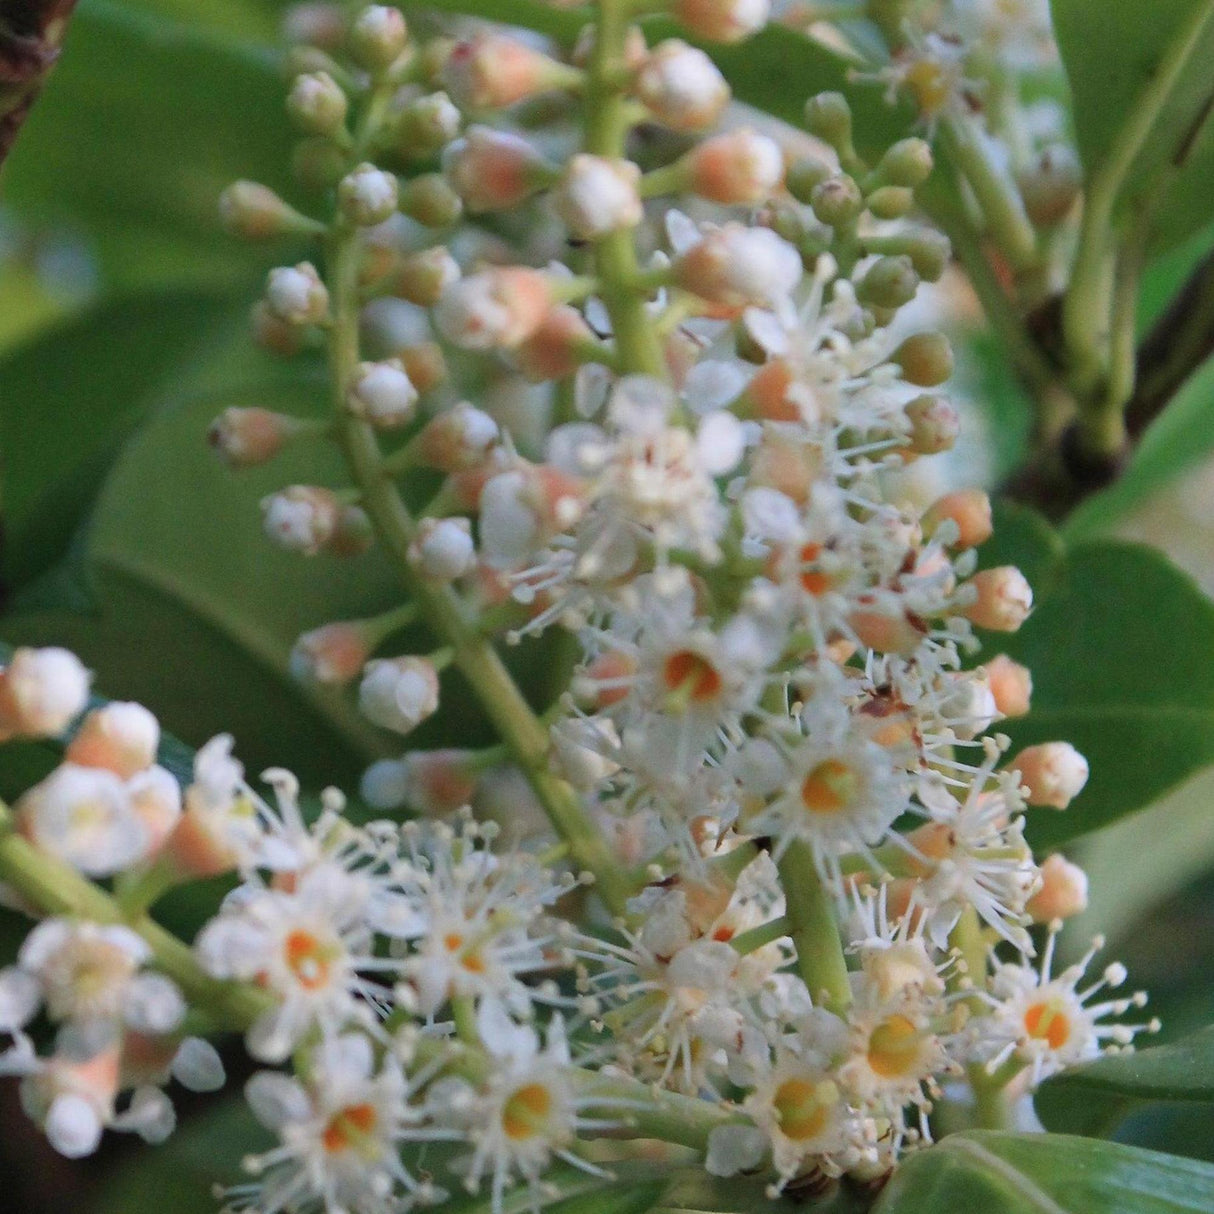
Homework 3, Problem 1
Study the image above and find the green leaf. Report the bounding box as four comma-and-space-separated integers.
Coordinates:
874, 1131, 1214, 1212
1037, 1025, 1214, 1138
1051, 0, 1214, 252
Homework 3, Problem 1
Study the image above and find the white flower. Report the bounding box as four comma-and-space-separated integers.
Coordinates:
553, 155, 643, 240
409, 517, 476, 581
0, 647, 90, 741
348, 358, 418, 428
358, 657, 441, 735
338, 162, 400, 226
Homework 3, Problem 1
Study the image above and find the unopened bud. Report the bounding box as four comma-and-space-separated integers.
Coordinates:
393, 90, 461, 156
866, 186, 914, 220
348, 358, 418, 428
857, 255, 919, 309
515, 305, 595, 381
893, 332, 953, 386
442, 33, 574, 111
286, 71, 348, 137
1017, 144, 1081, 228
395, 247, 460, 306
408, 517, 475, 581
435, 267, 552, 349
66, 703, 159, 778
982, 654, 1032, 717
292, 136, 349, 191
251, 301, 307, 356
674, 224, 802, 309
266, 262, 329, 325
396, 342, 447, 392
553, 155, 643, 240
804, 91, 852, 152
219, 182, 313, 240
687, 128, 784, 204
282, 3, 346, 50
361, 749, 477, 813
1027, 853, 1089, 922
399, 173, 462, 227
877, 137, 933, 187
901, 230, 951, 282
338, 163, 399, 226
811, 175, 863, 227
358, 657, 440, 735
348, 5, 407, 71
905, 393, 959, 454
922, 489, 991, 548
329, 505, 374, 557
0, 648, 91, 742
442, 125, 551, 213
674, 0, 769, 42
848, 609, 925, 655
208, 407, 298, 468
963, 566, 1033, 631
260, 485, 341, 555
1011, 742, 1089, 809
128, 765, 182, 855
290, 622, 372, 684
634, 40, 730, 131
414, 401, 499, 470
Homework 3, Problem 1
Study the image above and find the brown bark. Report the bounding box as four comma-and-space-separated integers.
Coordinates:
0, 0, 78, 169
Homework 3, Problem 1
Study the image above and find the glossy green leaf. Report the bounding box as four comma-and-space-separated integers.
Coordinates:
873, 1130, 1214, 1213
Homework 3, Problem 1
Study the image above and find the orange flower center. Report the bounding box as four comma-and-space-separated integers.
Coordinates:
772, 1077, 836, 1141
284, 929, 334, 991
501, 1082, 554, 1140
867, 1014, 923, 1078
662, 650, 723, 705
801, 759, 859, 815
322, 1103, 378, 1155
1023, 1000, 1071, 1050
798, 543, 833, 595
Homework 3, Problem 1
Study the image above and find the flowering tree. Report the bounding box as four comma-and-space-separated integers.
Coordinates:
3, 0, 1214, 1211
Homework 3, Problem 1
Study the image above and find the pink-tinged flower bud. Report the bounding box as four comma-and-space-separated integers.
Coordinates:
982, 654, 1033, 717
21, 1047, 121, 1158
251, 300, 307, 357
904, 393, 959, 455
348, 4, 407, 70
479, 465, 587, 568
66, 703, 159, 779
358, 656, 440, 735
413, 401, 499, 470
282, 2, 346, 49
674, 224, 802, 309
328, 505, 374, 557
361, 748, 479, 812
337, 162, 399, 226
686, 128, 784, 204
408, 517, 476, 581
442, 126, 551, 213
553, 154, 643, 240
260, 485, 341, 555
286, 70, 348, 137
0, 647, 90, 742
218, 182, 310, 240
1027, 853, 1089, 922
515, 305, 595, 381
744, 359, 799, 422
265, 262, 329, 325
674, 0, 770, 42
634, 40, 730, 131
290, 622, 372, 684
348, 358, 418, 428
396, 342, 447, 393
442, 33, 574, 110
963, 565, 1033, 631
434, 267, 552, 349
922, 489, 992, 549
395, 247, 460, 306
208, 407, 297, 468
127, 765, 182, 855
848, 608, 926, 655
1011, 742, 1089, 809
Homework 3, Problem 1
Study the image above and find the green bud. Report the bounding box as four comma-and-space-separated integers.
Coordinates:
287, 70, 349, 137
219, 181, 304, 240
400, 174, 463, 227
785, 155, 834, 204
292, 137, 350, 190
856, 255, 919, 309
902, 230, 951, 282
810, 175, 863, 227
348, 5, 408, 72
866, 186, 914, 220
393, 91, 461, 157
1016, 144, 1081, 227
877, 138, 933, 188
804, 92, 853, 152
893, 332, 954, 387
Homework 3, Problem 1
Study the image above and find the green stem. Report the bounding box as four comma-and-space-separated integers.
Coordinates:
777, 841, 851, 1014
730, 915, 790, 956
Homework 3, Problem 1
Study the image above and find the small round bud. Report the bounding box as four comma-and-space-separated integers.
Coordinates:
810, 175, 863, 227
1012, 742, 1089, 809
857, 254, 919, 309
922, 489, 991, 548
963, 566, 1033, 631
674, 224, 802, 309
785, 155, 833, 204
0, 648, 91, 742
396, 342, 447, 393
865, 186, 914, 220
291, 137, 349, 191
515, 305, 595, 382
395, 247, 460, 306
286, 71, 348, 137
328, 505, 374, 557
442, 125, 550, 213
686, 128, 784, 204
282, 3, 346, 50
290, 622, 372, 684
634, 40, 730, 131
399, 173, 462, 227
435, 267, 552, 349
208, 407, 296, 468
442, 33, 569, 110
553, 154, 643, 240
361, 749, 477, 813
1017, 144, 1081, 228
66, 703, 159, 779
218, 182, 299, 240
260, 485, 341, 555
847, 609, 924, 655
893, 332, 954, 386
674, 0, 769, 42
392, 90, 461, 156
408, 517, 475, 581
348, 358, 418, 428
804, 91, 852, 150
901, 230, 951, 282
251, 301, 307, 357
414, 401, 499, 470
358, 656, 440, 735
338, 162, 399, 226
266, 262, 329, 325
1027, 854, 1089, 922
348, 5, 407, 71
877, 137, 933, 187
982, 654, 1032, 717
905, 393, 959, 454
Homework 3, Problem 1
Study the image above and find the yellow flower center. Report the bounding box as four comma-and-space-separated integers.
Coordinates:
772, 1076, 837, 1142
867, 1014, 924, 1078
905, 59, 952, 116
801, 759, 859, 815
1023, 999, 1071, 1050
501, 1082, 554, 1141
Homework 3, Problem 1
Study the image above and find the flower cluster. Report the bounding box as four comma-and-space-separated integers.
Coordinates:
0, 1, 1156, 1212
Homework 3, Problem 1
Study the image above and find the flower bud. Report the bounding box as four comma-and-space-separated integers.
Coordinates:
553, 154, 643, 240
893, 331, 953, 386
286, 70, 348, 136
901, 230, 951, 282
290, 622, 372, 684
348, 358, 418, 428
282, 2, 346, 50
208, 407, 297, 468
66, 703, 159, 779
414, 401, 499, 470
982, 654, 1032, 717
250, 301, 307, 357
785, 154, 833, 204
674, 224, 802, 309
857, 254, 919, 309
515, 305, 595, 382
1011, 742, 1089, 809
848, 609, 925, 655
361, 749, 478, 813
922, 489, 991, 548
962, 565, 1033, 631
865, 186, 914, 220
396, 341, 447, 392
265, 262, 329, 325
0, 648, 90, 741
876, 137, 933, 187
435, 267, 552, 349
291, 136, 349, 191
328, 505, 374, 557
686, 128, 784, 204
127, 765, 182, 855
442, 33, 573, 110
348, 4, 407, 71
393, 90, 461, 156
479, 465, 586, 568
338, 163, 399, 226
810, 175, 863, 227
219, 182, 311, 240
674, 0, 770, 42
260, 485, 341, 555
1017, 145, 1081, 228
634, 40, 730, 131
904, 393, 959, 454
358, 657, 440, 735
804, 91, 852, 152
442, 126, 551, 213
1027, 854, 1089, 922
395, 247, 460, 306
399, 173, 462, 227
408, 517, 476, 581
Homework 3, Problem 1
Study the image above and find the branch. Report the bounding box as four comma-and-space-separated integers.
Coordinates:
0, 0, 78, 169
